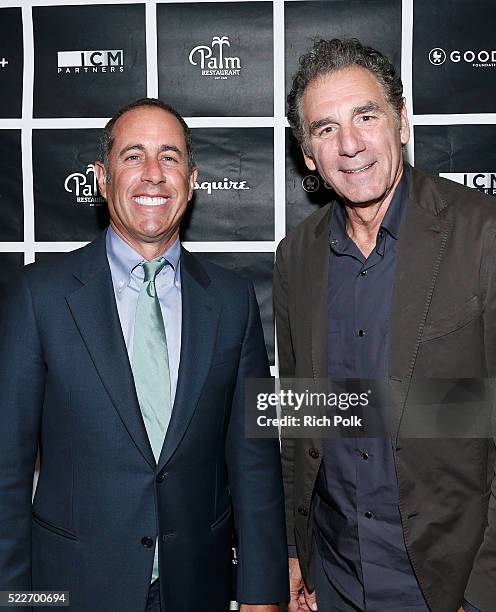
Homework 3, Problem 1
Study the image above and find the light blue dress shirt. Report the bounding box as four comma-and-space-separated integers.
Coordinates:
105, 225, 182, 584
105, 225, 182, 406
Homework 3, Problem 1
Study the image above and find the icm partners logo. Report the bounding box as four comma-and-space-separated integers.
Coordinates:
428, 48, 496, 69
439, 172, 496, 196
189, 36, 241, 79
57, 50, 124, 74
194, 177, 249, 195
64, 164, 105, 206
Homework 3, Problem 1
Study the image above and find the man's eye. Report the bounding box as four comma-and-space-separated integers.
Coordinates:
162, 156, 179, 165
318, 126, 335, 137
359, 115, 376, 122
125, 154, 141, 161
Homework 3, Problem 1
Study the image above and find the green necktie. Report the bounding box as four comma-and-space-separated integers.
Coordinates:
132, 258, 172, 462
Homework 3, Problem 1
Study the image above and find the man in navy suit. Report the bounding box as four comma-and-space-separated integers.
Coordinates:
0, 98, 288, 611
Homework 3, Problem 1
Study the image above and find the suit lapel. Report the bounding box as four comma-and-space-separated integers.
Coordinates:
389, 167, 452, 438
310, 206, 332, 381
66, 233, 155, 468
157, 249, 221, 471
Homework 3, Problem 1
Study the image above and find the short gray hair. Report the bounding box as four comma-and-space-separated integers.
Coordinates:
287, 38, 404, 151
98, 98, 195, 178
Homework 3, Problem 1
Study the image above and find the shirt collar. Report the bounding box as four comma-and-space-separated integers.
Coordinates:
380, 163, 409, 240
106, 226, 181, 289
330, 163, 409, 247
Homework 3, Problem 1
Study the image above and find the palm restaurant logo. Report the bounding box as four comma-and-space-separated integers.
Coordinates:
58, 50, 124, 74
64, 164, 105, 206
189, 36, 241, 79
439, 172, 496, 196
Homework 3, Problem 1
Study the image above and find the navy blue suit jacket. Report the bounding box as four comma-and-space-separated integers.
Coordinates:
0, 232, 288, 611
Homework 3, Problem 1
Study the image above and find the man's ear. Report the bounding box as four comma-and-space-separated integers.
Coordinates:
94, 161, 108, 199
399, 104, 411, 146
302, 145, 317, 171
188, 166, 199, 201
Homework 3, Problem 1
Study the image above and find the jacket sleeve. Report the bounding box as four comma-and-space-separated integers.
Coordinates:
0, 272, 45, 592
225, 280, 288, 604
273, 239, 297, 546
465, 226, 496, 610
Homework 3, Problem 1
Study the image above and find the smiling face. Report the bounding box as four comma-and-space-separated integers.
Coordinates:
95, 106, 197, 259
301, 66, 410, 209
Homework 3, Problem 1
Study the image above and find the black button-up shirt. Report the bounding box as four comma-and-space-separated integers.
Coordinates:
313, 166, 429, 611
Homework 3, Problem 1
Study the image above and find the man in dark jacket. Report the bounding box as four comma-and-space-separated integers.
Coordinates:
0, 98, 288, 612
275, 38, 496, 612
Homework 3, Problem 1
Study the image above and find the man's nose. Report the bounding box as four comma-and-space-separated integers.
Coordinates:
337, 124, 365, 157
141, 157, 166, 183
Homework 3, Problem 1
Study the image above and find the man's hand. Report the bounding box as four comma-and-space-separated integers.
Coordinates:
288, 557, 318, 612
239, 606, 279, 612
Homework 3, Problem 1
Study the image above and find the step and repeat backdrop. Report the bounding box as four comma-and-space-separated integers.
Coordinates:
1, 0, 495, 371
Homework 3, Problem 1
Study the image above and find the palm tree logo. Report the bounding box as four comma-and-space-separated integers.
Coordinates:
212, 36, 230, 69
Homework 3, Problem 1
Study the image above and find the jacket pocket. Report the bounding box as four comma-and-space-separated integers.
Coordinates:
210, 506, 232, 530
420, 295, 482, 343
32, 513, 78, 541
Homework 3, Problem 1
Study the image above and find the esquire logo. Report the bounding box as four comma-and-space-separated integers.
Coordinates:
194, 177, 250, 195
64, 164, 105, 205
57, 50, 124, 74
429, 47, 496, 68
189, 36, 241, 79
440, 173, 496, 197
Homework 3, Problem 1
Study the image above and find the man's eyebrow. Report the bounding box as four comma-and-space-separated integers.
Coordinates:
352, 101, 382, 116
308, 102, 383, 133
118, 143, 183, 157
309, 117, 335, 133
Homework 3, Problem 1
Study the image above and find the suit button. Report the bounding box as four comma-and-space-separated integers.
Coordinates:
364, 511, 373, 519
361, 451, 369, 460
156, 471, 167, 483
297, 506, 308, 516
308, 448, 320, 459
141, 537, 154, 548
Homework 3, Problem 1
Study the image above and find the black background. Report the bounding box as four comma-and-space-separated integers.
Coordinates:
33, 4, 147, 118
0, 8, 23, 118
413, 0, 496, 114
0, 130, 23, 241
158, 2, 273, 117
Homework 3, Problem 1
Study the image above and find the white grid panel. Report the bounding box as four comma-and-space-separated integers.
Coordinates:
2, 0, 494, 607
3, 0, 494, 262
3, 0, 496, 359
0, 0, 494, 298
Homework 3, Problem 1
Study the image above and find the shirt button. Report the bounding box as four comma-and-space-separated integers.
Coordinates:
360, 270, 367, 276
358, 329, 365, 337
361, 451, 369, 460
364, 511, 373, 519
308, 448, 320, 459
141, 537, 154, 548
297, 506, 308, 516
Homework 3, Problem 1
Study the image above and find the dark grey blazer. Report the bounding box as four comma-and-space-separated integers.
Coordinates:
274, 165, 496, 612
0, 232, 288, 611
